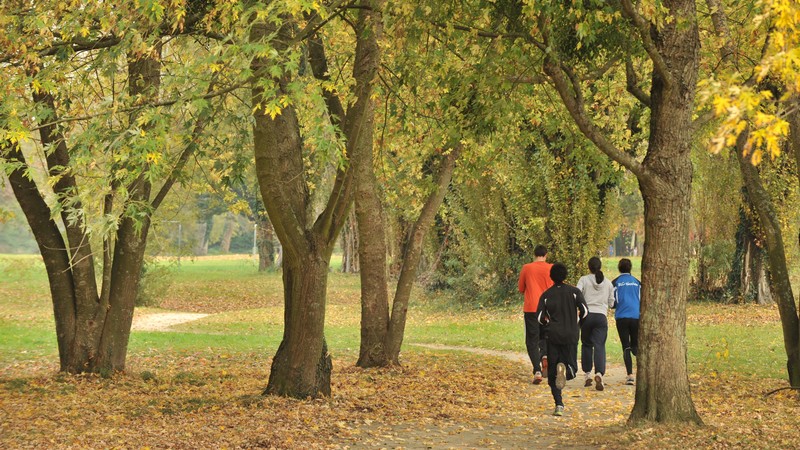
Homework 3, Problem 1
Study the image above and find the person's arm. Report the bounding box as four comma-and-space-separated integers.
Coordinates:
576, 276, 586, 294
575, 289, 589, 322
537, 296, 550, 324
606, 282, 615, 309
518, 268, 526, 294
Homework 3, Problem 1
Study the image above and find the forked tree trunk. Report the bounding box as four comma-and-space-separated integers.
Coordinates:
385, 149, 458, 364
251, 3, 378, 397
357, 146, 459, 367
2, 48, 163, 373
264, 256, 332, 397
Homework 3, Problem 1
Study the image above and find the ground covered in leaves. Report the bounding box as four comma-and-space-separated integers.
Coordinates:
1, 349, 798, 449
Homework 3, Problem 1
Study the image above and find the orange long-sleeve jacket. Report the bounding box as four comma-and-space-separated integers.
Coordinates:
518, 261, 554, 313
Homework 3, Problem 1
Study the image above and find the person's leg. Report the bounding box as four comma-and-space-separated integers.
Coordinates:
629, 318, 640, 358
593, 315, 609, 376
524, 312, 542, 373
616, 318, 633, 376
549, 384, 563, 409
581, 315, 595, 375
566, 343, 578, 381
547, 344, 564, 410
538, 320, 548, 376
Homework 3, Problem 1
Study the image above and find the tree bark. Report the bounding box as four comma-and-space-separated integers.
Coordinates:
627, 1, 702, 422
251, 4, 378, 395
257, 214, 275, 271
341, 208, 360, 273
264, 256, 332, 397
356, 147, 458, 367
544, 0, 702, 423
735, 133, 800, 387
384, 148, 458, 364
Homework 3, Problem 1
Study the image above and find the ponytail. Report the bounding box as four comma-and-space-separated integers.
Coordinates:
588, 256, 604, 283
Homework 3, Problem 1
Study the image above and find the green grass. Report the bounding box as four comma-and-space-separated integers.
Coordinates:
0, 254, 790, 380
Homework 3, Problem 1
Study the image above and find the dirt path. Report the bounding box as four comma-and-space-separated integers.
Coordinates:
352, 343, 635, 449
410, 343, 630, 387
128, 316, 632, 448
131, 312, 209, 332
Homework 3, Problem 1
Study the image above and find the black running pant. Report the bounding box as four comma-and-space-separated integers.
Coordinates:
615, 317, 639, 375
524, 312, 547, 373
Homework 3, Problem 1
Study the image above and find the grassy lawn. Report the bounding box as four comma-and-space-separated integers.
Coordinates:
1, 254, 798, 449
0, 254, 788, 378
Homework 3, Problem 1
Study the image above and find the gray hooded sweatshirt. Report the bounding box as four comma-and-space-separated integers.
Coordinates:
576, 274, 615, 315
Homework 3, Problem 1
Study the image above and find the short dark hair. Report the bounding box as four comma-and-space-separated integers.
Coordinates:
534, 245, 548, 257
618, 258, 632, 274
550, 262, 568, 283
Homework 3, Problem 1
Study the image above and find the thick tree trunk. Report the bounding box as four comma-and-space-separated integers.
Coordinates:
252, 1, 381, 395
618, 0, 702, 424
264, 256, 332, 397
545, 0, 703, 422
634, 178, 700, 422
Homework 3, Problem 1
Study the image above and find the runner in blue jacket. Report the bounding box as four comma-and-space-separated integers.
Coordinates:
612, 258, 641, 385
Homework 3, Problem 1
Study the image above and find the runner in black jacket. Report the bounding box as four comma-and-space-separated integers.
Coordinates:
537, 262, 588, 416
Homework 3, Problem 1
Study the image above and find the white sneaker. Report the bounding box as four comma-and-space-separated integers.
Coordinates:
594, 374, 604, 391
626, 376, 635, 385
555, 363, 566, 389
584, 373, 593, 387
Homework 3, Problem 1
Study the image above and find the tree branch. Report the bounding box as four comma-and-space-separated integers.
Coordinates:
620, 0, 673, 87
543, 57, 648, 181
626, 59, 651, 107
28, 77, 246, 132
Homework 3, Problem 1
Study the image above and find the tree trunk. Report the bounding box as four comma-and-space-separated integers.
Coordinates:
756, 260, 774, 306
627, 1, 702, 422
384, 148, 458, 364
735, 134, 800, 387
341, 208, 360, 273
219, 213, 235, 254
264, 256, 332, 397
2, 46, 163, 374
251, 4, 373, 395
257, 214, 275, 271
545, 0, 702, 423
353, 67, 389, 367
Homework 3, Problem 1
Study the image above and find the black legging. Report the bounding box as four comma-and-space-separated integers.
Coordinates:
615, 318, 639, 376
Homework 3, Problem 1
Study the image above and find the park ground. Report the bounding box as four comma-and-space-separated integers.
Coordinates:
1, 255, 799, 449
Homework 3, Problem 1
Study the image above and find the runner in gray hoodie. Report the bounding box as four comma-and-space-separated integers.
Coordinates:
576, 257, 615, 391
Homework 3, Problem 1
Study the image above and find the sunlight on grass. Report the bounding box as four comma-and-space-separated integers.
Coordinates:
0, 254, 790, 380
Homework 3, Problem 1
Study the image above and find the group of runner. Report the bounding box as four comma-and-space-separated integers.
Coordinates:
518, 245, 641, 416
